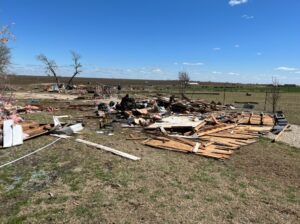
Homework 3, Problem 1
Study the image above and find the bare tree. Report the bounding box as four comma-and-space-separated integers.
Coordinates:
67, 51, 82, 87
178, 71, 190, 95
0, 24, 13, 74
268, 77, 281, 113
0, 24, 16, 44
0, 24, 15, 106
0, 43, 10, 74
0, 44, 11, 98
37, 54, 60, 85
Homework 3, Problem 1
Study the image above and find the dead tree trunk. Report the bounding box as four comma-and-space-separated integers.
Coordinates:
37, 54, 60, 86
67, 51, 82, 88
268, 78, 281, 113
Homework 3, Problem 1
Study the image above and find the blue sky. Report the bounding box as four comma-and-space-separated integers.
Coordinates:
1, 0, 300, 84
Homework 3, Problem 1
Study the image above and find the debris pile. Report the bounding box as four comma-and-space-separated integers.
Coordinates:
0, 115, 84, 148
0, 93, 290, 161
142, 114, 274, 159
97, 95, 279, 159
272, 111, 288, 134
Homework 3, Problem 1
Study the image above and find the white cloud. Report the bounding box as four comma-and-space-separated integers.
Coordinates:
228, 72, 240, 76
295, 71, 300, 74
212, 71, 222, 74
275, 66, 297, 72
152, 68, 163, 73
213, 47, 221, 51
229, 0, 248, 6
182, 62, 204, 66
242, 14, 254, 20
234, 44, 240, 48
256, 52, 262, 56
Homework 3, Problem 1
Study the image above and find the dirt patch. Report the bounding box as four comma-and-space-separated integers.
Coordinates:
267, 125, 300, 148
14, 92, 79, 100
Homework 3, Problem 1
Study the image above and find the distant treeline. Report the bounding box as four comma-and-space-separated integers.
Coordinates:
7, 75, 300, 93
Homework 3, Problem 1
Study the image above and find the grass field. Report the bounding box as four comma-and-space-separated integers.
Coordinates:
0, 77, 299, 223
0, 127, 299, 223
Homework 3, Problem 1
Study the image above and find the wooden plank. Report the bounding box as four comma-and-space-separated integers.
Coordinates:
238, 114, 251, 124
197, 124, 225, 132
171, 137, 197, 146
144, 138, 193, 152
198, 124, 237, 137
160, 126, 168, 135
249, 113, 262, 125
24, 124, 51, 137
206, 133, 256, 140
272, 124, 289, 142
76, 139, 141, 161
236, 125, 272, 132
21, 121, 39, 131
194, 121, 206, 131
200, 136, 242, 148
144, 138, 231, 159
211, 114, 220, 124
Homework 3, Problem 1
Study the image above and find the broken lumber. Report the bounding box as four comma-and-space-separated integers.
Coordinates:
76, 139, 141, 161
197, 124, 236, 137
272, 124, 289, 142
143, 137, 230, 159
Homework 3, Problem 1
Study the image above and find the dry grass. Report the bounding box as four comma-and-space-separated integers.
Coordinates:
0, 83, 300, 223
0, 107, 299, 223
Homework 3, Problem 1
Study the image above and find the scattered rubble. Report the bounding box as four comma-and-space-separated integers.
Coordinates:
0, 93, 293, 161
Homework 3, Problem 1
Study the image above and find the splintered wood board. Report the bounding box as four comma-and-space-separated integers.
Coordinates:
23, 124, 52, 140
218, 129, 259, 137
236, 125, 272, 132
143, 138, 230, 159
197, 124, 237, 137
206, 133, 256, 140
200, 136, 242, 148
238, 115, 251, 124
250, 114, 262, 125
76, 139, 140, 161
21, 121, 40, 131
262, 115, 274, 126
144, 138, 194, 152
